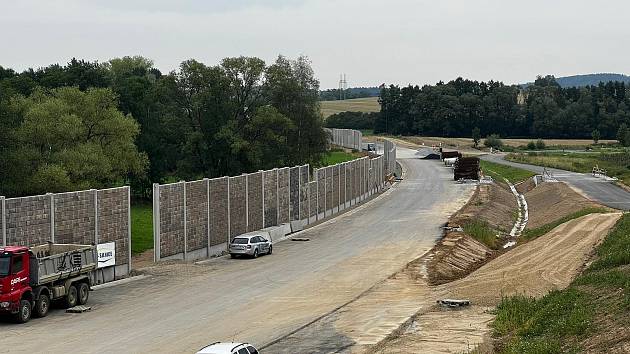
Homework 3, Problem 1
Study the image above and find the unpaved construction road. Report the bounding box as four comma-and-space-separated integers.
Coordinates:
0, 146, 475, 354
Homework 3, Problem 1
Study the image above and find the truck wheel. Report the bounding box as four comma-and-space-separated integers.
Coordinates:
77, 283, 89, 305
65, 285, 78, 308
15, 300, 32, 323
34, 294, 50, 318
230, 253, 237, 259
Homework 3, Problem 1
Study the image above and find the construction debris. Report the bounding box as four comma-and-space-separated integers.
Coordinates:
437, 299, 471, 308
291, 237, 310, 242
454, 157, 480, 181
66, 305, 92, 314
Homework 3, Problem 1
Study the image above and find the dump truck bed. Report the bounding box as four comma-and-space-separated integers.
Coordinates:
29, 244, 97, 286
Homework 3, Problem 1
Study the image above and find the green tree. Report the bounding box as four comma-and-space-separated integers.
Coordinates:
4, 87, 147, 196
535, 138, 546, 149
617, 124, 629, 146
591, 129, 601, 144
472, 127, 481, 147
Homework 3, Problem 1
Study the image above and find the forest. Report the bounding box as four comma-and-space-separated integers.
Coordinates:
0, 56, 328, 198
375, 76, 630, 141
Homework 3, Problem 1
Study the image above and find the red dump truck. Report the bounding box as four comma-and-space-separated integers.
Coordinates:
0, 243, 97, 323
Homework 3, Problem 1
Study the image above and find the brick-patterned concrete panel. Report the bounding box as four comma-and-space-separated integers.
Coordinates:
263, 170, 278, 228
325, 166, 333, 211
332, 165, 340, 209
339, 163, 346, 204
308, 181, 317, 218
345, 163, 352, 204
54, 191, 95, 246
209, 177, 229, 246
186, 180, 208, 253
317, 169, 325, 214
299, 165, 309, 220
5, 195, 51, 246
354, 160, 360, 199
229, 176, 247, 237
247, 172, 263, 232
97, 188, 129, 266
289, 167, 300, 221
277, 168, 290, 224
159, 183, 185, 258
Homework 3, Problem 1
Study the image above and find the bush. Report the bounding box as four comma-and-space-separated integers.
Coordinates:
535, 139, 546, 150
526, 141, 536, 150
484, 134, 504, 149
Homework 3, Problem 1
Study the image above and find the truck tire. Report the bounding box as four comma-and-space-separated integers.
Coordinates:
65, 285, 78, 308
15, 300, 32, 323
77, 282, 89, 305
34, 294, 50, 318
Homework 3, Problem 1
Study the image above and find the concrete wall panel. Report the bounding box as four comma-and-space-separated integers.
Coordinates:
263, 170, 278, 228
209, 177, 229, 246
97, 188, 129, 266
229, 175, 247, 238
278, 168, 290, 224
186, 180, 208, 252
289, 167, 300, 221
159, 183, 185, 258
247, 172, 263, 232
5, 196, 51, 246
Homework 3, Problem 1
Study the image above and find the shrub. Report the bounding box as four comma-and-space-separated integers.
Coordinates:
484, 134, 504, 149
526, 141, 536, 150
535, 139, 546, 150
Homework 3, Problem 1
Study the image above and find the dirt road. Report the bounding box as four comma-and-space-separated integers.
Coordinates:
0, 146, 475, 354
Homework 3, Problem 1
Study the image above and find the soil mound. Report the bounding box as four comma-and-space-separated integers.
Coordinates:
451, 183, 517, 233
427, 232, 493, 285
525, 182, 601, 229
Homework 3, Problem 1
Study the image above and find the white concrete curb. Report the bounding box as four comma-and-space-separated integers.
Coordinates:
92, 275, 152, 290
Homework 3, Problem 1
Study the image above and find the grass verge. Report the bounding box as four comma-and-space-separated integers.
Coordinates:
462, 219, 500, 249
506, 151, 630, 186
522, 207, 610, 241
480, 159, 536, 184
131, 203, 153, 255
319, 149, 361, 166
492, 213, 630, 353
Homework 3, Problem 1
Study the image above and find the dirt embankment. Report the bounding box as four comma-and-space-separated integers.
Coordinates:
426, 183, 517, 285
525, 181, 602, 229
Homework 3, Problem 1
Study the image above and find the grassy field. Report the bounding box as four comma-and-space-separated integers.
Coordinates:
131, 203, 153, 255
480, 160, 536, 184
462, 219, 500, 249
320, 97, 380, 118
318, 149, 362, 167
506, 151, 630, 186
492, 214, 630, 352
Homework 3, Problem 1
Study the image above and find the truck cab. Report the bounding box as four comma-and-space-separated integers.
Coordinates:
0, 247, 33, 323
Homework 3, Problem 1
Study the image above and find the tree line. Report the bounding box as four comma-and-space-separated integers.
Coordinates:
375, 76, 630, 141
0, 56, 328, 198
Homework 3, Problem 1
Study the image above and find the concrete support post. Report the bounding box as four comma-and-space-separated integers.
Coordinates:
1, 196, 5, 247
245, 174, 249, 231
152, 183, 160, 262
298, 167, 302, 221
344, 163, 347, 209
275, 169, 279, 226
324, 167, 328, 217
338, 164, 341, 211
127, 186, 132, 271
48, 193, 55, 243
205, 178, 210, 257
287, 169, 290, 221
315, 169, 319, 221
227, 177, 231, 246
181, 181, 188, 260
261, 171, 265, 228
92, 189, 99, 245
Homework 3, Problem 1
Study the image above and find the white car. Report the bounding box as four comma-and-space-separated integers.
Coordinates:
229, 235, 272, 258
197, 342, 259, 354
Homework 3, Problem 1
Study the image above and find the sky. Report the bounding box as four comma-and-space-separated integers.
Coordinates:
1, 0, 629, 89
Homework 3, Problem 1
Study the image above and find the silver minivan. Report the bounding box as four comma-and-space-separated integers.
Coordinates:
229, 235, 272, 258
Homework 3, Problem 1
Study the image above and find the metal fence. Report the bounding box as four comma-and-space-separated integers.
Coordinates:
0, 187, 131, 284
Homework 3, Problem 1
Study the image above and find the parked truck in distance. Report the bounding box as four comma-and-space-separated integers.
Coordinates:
0, 243, 97, 323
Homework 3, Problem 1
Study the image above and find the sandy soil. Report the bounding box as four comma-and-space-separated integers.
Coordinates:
451, 183, 517, 233
436, 212, 621, 305
374, 212, 621, 353
525, 181, 602, 229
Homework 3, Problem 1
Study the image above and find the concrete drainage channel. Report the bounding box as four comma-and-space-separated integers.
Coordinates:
504, 178, 528, 248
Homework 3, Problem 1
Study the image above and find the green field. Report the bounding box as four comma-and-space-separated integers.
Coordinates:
320, 97, 380, 118
131, 203, 153, 255
506, 151, 630, 186
480, 160, 536, 184
492, 214, 630, 352
319, 149, 362, 167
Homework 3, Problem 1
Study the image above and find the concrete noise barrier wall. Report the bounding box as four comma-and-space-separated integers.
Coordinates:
325, 128, 363, 151
383, 139, 397, 176
153, 131, 397, 262
0, 187, 131, 284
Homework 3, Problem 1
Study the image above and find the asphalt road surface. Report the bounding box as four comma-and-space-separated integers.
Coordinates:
0, 146, 474, 354
481, 153, 630, 210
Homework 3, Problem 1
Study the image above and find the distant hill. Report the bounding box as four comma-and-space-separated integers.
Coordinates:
522, 73, 630, 88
